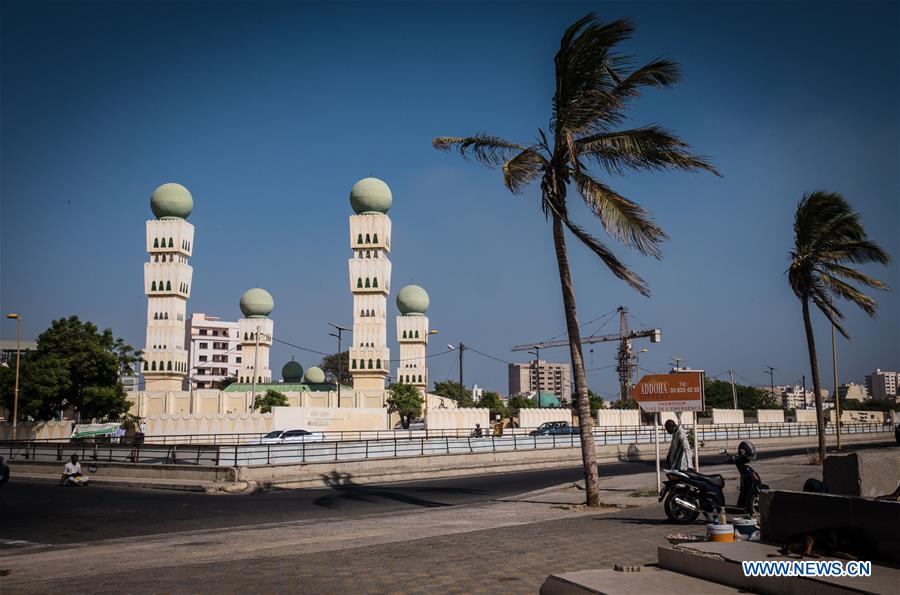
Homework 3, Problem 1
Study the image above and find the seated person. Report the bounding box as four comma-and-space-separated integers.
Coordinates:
62, 454, 84, 485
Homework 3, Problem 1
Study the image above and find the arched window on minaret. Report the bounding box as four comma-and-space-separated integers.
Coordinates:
415, 330, 419, 338
418, 375, 423, 383
153, 313, 158, 320
351, 359, 357, 369
143, 361, 148, 371
376, 359, 381, 369
166, 281, 172, 291
357, 278, 363, 288
168, 237, 174, 248
164, 312, 169, 320
365, 233, 371, 243
372, 233, 378, 243
372, 278, 378, 288
368, 359, 373, 369
151, 281, 157, 291
151, 361, 157, 371
402, 331, 407, 339
365, 278, 371, 288
357, 233, 363, 244
167, 361, 173, 371
153, 238, 159, 248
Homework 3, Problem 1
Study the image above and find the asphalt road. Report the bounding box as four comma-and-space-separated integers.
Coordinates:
0, 442, 884, 546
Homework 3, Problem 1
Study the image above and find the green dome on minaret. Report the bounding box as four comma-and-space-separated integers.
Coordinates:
150, 182, 193, 219
304, 366, 326, 384
282, 360, 303, 382
349, 177, 392, 214
396, 284, 429, 315
239, 288, 274, 318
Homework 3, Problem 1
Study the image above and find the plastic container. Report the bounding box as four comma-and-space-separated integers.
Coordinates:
707, 523, 735, 542
732, 517, 759, 540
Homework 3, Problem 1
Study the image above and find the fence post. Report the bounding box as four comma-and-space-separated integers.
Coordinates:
512, 431, 517, 450
302, 440, 306, 462
421, 438, 425, 456
445, 436, 449, 455
234, 446, 238, 467
267, 444, 271, 465
335, 441, 339, 462
394, 438, 397, 457
365, 439, 369, 459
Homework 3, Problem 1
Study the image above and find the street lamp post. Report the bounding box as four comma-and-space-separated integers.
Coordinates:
5, 313, 22, 440
328, 323, 349, 408
634, 348, 648, 384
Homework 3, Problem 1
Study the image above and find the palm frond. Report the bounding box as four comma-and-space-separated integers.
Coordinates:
573, 171, 667, 258
818, 274, 878, 316
502, 148, 547, 194
576, 125, 720, 176
432, 135, 525, 168
817, 263, 890, 290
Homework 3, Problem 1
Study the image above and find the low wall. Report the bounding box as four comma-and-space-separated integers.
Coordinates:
426, 408, 488, 430
145, 412, 273, 437
711, 408, 745, 425
823, 449, 900, 498
795, 409, 817, 423
519, 409, 573, 428
659, 411, 695, 426
596, 409, 641, 426
9, 459, 234, 482
756, 409, 784, 424
271, 406, 388, 432
0, 420, 73, 441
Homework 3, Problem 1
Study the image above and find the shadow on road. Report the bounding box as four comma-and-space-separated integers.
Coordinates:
312, 471, 489, 509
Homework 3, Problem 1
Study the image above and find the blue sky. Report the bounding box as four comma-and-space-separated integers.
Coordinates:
1, 0, 897, 398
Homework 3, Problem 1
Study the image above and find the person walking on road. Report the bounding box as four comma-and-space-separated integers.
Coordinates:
664, 419, 694, 471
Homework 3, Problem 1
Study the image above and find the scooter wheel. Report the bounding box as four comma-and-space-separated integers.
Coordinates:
663, 492, 700, 524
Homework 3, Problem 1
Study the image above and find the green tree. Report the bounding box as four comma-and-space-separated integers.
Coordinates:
433, 14, 716, 506
703, 379, 779, 412
587, 390, 605, 412
432, 380, 474, 407
319, 351, 351, 386
610, 397, 639, 410
477, 390, 507, 416
387, 383, 424, 428
0, 316, 139, 422
789, 191, 890, 461
252, 389, 288, 413
507, 395, 537, 410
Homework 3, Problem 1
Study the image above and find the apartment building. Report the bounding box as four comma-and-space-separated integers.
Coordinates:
838, 382, 868, 402
185, 313, 242, 389
508, 360, 572, 402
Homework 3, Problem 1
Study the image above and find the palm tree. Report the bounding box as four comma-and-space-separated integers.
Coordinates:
433, 14, 717, 506
789, 191, 890, 462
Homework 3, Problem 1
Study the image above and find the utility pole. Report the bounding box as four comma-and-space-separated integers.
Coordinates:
671, 357, 684, 371
458, 342, 465, 403
802, 374, 807, 409
728, 369, 738, 409
5, 313, 22, 440
765, 366, 776, 402
831, 321, 841, 450
329, 323, 349, 408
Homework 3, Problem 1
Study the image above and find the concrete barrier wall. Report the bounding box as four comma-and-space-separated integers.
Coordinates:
756, 409, 784, 424
795, 409, 817, 423
271, 406, 388, 432
659, 411, 696, 426
823, 450, 900, 497
427, 408, 489, 430
596, 409, 641, 426
145, 412, 273, 437
711, 408, 745, 425
0, 420, 73, 441
519, 409, 573, 428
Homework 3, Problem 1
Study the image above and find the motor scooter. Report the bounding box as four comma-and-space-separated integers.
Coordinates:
659, 440, 768, 524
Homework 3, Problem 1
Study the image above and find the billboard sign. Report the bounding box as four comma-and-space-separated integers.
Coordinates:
632, 372, 704, 412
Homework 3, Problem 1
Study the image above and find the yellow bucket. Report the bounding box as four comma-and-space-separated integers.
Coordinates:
707, 523, 735, 542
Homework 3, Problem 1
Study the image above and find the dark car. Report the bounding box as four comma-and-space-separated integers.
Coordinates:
529, 421, 581, 436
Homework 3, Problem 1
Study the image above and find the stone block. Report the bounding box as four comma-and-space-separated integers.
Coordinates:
823, 449, 900, 497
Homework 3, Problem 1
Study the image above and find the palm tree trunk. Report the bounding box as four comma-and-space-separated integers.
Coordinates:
801, 297, 827, 461
550, 211, 601, 507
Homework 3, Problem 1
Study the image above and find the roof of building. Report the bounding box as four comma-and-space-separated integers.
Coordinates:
396, 284, 429, 315
150, 182, 193, 219
239, 287, 274, 318
303, 366, 326, 384
350, 177, 392, 214
282, 360, 303, 382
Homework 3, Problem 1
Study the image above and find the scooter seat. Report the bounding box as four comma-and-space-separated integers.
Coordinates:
683, 470, 725, 488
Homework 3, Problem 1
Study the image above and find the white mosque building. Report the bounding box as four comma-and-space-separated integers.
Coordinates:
395, 284, 430, 394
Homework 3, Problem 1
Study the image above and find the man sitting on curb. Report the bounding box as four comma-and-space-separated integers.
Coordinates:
61, 454, 89, 486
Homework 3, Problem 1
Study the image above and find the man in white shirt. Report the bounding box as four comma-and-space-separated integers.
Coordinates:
664, 419, 694, 471
62, 454, 84, 485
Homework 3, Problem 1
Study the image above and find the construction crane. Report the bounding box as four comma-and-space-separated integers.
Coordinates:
511, 307, 661, 401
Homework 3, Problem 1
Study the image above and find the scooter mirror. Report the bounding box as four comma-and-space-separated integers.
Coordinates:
718, 448, 727, 454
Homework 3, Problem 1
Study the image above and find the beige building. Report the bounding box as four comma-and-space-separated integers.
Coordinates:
508, 360, 572, 402
142, 183, 194, 393
865, 369, 898, 400
237, 288, 275, 385
838, 382, 868, 402
395, 285, 430, 393
186, 313, 241, 389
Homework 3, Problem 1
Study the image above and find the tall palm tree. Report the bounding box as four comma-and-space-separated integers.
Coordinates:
433, 13, 717, 506
789, 191, 890, 462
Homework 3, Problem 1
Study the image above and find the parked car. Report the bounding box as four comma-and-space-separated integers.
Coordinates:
260, 429, 326, 444
529, 421, 581, 436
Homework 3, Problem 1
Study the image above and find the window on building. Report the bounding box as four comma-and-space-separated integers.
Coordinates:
365, 233, 371, 243
372, 278, 378, 288
199, 355, 208, 362
200, 329, 207, 335
365, 278, 371, 288
402, 330, 407, 339
376, 359, 381, 369
166, 281, 172, 291
153, 238, 159, 248
151, 361, 156, 371
236, 357, 241, 363
418, 375, 423, 383
351, 359, 357, 369
199, 342, 208, 349
143, 361, 148, 371
357, 278, 363, 288
357, 233, 363, 244
372, 233, 378, 243
368, 359, 373, 369
168, 237, 174, 248
414, 330, 419, 338
151, 281, 157, 291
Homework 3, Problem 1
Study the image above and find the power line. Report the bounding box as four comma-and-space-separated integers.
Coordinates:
465, 346, 514, 365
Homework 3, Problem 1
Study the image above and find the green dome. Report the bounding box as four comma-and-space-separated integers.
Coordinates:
304, 366, 326, 384
239, 288, 274, 318
150, 183, 193, 219
282, 360, 303, 382
349, 177, 392, 214
396, 284, 429, 315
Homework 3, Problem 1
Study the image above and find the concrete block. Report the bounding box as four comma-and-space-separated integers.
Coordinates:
540, 566, 739, 594
760, 489, 900, 564
823, 449, 900, 497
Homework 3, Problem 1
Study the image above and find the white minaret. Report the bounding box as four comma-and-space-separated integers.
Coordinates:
347, 178, 392, 392
142, 183, 194, 392
237, 288, 274, 385
395, 285, 430, 393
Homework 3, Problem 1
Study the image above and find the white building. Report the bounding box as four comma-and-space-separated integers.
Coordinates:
142, 183, 194, 392
237, 289, 274, 385
777, 385, 810, 410
838, 382, 868, 402
395, 284, 430, 393
508, 360, 572, 402
347, 178, 392, 394
865, 369, 898, 400
186, 313, 241, 389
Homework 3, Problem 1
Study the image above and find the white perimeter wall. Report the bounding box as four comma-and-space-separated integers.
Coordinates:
272, 407, 389, 432
711, 408, 745, 425
427, 408, 489, 430
757, 409, 785, 424
596, 409, 641, 427
795, 410, 818, 423
519, 409, 574, 428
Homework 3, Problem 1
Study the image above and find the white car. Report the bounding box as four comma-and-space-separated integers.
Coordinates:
260, 429, 326, 444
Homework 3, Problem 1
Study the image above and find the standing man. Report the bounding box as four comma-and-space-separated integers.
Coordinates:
664, 419, 694, 471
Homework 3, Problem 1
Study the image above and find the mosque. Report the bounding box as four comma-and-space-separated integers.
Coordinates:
132, 177, 440, 416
